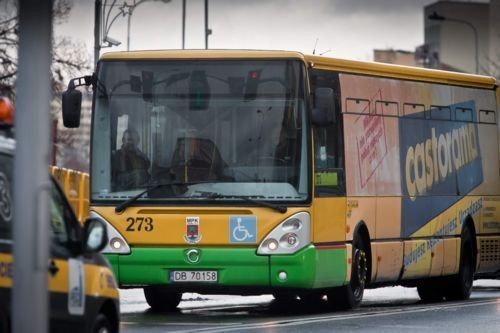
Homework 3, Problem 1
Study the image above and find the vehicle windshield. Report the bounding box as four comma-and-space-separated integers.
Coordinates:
91, 59, 309, 203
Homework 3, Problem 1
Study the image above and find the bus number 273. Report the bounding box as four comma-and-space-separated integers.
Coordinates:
125, 217, 154, 232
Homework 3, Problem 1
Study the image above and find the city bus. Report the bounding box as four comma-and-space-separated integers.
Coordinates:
62, 50, 500, 310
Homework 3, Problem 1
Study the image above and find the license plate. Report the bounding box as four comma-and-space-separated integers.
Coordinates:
170, 270, 218, 283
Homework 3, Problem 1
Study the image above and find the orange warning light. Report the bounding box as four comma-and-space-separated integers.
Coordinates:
0, 97, 14, 125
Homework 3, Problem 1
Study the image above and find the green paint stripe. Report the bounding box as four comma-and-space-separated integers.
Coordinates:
106, 245, 347, 290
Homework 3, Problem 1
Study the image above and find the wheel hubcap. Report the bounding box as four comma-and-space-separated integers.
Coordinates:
353, 248, 367, 298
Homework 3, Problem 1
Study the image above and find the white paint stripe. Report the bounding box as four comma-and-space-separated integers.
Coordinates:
121, 322, 237, 327
170, 299, 499, 333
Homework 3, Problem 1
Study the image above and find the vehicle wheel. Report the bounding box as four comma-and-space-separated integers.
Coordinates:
445, 227, 474, 301
417, 281, 445, 302
299, 292, 325, 305
91, 313, 113, 333
327, 235, 368, 310
144, 287, 182, 311
272, 293, 298, 302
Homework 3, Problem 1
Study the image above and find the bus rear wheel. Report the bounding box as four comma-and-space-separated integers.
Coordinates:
144, 287, 182, 312
445, 227, 474, 301
327, 236, 368, 310
417, 280, 445, 302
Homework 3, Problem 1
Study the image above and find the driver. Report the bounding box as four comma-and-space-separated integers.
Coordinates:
112, 128, 150, 191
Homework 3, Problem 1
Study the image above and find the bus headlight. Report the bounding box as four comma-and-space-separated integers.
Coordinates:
110, 237, 125, 250
89, 211, 131, 254
257, 212, 310, 255
262, 238, 279, 252
281, 233, 299, 247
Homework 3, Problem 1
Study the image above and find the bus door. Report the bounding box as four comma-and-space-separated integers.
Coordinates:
309, 69, 347, 245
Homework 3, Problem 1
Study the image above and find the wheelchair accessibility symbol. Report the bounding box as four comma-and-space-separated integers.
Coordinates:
229, 216, 257, 243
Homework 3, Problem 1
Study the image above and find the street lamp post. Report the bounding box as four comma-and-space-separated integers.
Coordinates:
182, 0, 186, 49
124, 0, 171, 51
428, 11, 479, 74
94, 0, 170, 68
94, 0, 123, 69
205, 0, 212, 49
94, 0, 102, 69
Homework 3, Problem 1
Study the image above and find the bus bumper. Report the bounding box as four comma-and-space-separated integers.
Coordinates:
105, 244, 347, 292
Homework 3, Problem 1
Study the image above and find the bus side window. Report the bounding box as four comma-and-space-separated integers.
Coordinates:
309, 69, 345, 197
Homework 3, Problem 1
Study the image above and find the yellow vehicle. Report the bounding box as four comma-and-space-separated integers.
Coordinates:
0, 100, 120, 333
62, 50, 500, 310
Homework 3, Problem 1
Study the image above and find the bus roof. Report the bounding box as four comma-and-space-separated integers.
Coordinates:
306, 54, 497, 89
100, 49, 305, 60
100, 50, 497, 90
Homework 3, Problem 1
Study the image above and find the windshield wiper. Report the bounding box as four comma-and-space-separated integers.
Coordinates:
115, 181, 204, 213
195, 192, 288, 214
116, 185, 288, 214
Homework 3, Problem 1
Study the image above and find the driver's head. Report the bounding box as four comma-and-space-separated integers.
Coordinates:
122, 128, 140, 151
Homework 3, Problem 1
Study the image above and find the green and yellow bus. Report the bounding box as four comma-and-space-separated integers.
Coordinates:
62, 50, 500, 310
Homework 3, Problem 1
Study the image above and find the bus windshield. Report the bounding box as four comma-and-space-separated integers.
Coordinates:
91, 59, 309, 204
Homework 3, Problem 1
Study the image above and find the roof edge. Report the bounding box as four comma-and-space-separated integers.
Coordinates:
305, 55, 497, 89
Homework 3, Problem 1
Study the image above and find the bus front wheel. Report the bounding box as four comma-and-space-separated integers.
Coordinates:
272, 293, 298, 302
327, 236, 368, 310
144, 287, 182, 312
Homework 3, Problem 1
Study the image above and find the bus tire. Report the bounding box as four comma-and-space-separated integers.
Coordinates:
144, 287, 182, 311
91, 313, 113, 333
299, 292, 325, 305
445, 227, 474, 301
327, 235, 368, 310
417, 280, 445, 302
272, 293, 298, 302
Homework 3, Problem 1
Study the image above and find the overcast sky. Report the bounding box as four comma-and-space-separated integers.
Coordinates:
53, 0, 479, 62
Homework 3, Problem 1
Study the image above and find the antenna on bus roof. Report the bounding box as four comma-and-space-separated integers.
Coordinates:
319, 49, 331, 56
312, 38, 319, 55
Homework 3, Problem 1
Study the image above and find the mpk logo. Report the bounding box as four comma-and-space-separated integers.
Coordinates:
184, 217, 202, 244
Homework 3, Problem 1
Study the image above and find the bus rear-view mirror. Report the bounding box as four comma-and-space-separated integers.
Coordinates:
62, 88, 82, 128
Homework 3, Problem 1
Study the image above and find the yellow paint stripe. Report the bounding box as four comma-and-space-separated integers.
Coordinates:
0, 254, 117, 300
0, 252, 13, 288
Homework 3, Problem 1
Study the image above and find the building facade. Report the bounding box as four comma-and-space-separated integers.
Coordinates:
424, 0, 493, 75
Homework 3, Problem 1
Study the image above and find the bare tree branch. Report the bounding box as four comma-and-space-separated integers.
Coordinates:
0, 0, 92, 171
0, 72, 16, 81
0, 0, 90, 97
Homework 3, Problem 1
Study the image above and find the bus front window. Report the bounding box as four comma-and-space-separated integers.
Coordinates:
91, 60, 309, 204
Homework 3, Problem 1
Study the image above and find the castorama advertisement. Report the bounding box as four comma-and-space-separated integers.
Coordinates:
399, 102, 483, 237
340, 73, 492, 240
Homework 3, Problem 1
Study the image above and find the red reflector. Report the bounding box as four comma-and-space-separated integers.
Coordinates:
251, 72, 258, 79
